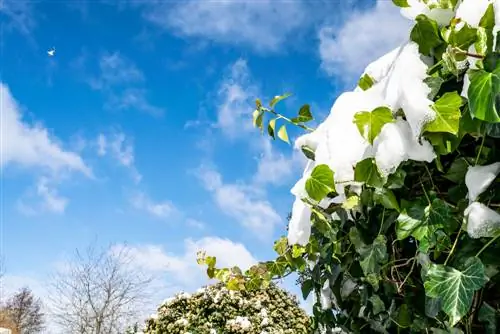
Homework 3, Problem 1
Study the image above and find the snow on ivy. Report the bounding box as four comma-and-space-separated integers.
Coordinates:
401, 0, 455, 26
373, 118, 435, 176
465, 202, 500, 238
287, 197, 312, 246
465, 162, 500, 203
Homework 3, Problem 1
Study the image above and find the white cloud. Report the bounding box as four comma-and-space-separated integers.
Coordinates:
214, 59, 258, 138
318, 0, 412, 80
141, 0, 308, 53
94, 131, 142, 183
111, 237, 257, 287
1, 83, 91, 176
130, 192, 177, 219
186, 218, 206, 229
17, 177, 68, 215
86, 52, 163, 116
196, 165, 281, 239
0, 0, 36, 36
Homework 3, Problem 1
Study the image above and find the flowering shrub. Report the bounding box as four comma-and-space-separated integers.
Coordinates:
142, 282, 311, 333
198, 0, 500, 333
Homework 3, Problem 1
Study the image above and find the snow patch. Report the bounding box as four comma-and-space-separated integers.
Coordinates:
465, 202, 500, 238
465, 162, 500, 203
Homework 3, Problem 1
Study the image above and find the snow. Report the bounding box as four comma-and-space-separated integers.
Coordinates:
401, 0, 455, 26
465, 162, 500, 203
455, 0, 492, 28
373, 118, 436, 176
465, 202, 500, 238
287, 198, 312, 246
319, 279, 332, 310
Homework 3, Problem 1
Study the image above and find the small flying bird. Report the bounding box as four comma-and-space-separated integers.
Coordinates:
47, 47, 56, 57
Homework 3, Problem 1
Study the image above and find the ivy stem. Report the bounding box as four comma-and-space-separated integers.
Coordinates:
475, 233, 500, 258
266, 109, 315, 132
475, 134, 486, 165
452, 47, 485, 59
445, 227, 462, 266
378, 208, 386, 236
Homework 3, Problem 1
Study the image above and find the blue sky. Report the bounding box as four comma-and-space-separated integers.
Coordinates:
0, 0, 412, 325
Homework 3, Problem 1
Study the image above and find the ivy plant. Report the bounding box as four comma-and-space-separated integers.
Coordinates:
198, 1, 500, 333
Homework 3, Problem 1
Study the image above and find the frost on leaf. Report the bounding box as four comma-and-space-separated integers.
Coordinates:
464, 202, 500, 238
287, 198, 312, 246
373, 118, 436, 176
465, 162, 500, 203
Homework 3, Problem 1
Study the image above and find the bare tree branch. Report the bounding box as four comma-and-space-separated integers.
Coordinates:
2, 287, 45, 333
47, 242, 154, 334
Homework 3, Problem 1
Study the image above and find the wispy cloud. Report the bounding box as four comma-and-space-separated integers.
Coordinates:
318, 0, 411, 81
0, 0, 36, 36
140, 0, 308, 53
84, 52, 163, 116
94, 130, 142, 183
17, 177, 68, 215
195, 165, 281, 239
130, 191, 177, 219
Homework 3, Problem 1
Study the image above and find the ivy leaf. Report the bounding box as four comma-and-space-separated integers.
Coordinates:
291, 104, 313, 123
468, 56, 500, 122
392, 0, 409, 7
478, 302, 497, 334
305, 164, 335, 201
424, 76, 445, 100
301, 145, 315, 161
266, 257, 289, 277
301, 279, 314, 300
359, 235, 388, 276
267, 118, 276, 139
398, 304, 412, 328
269, 93, 291, 108
444, 157, 470, 183
349, 227, 365, 253
354, 107, 394, 144
273, 237, 288, 256
252, 109, 264, 129
373, 188, 400, 211
277, 125, 290, 143
424, 257, 489, 326
354, 158, 385, 188
425, 92, 462, 135
369, 295, 385, 315
411, 15, 443, 55
358, 73, 375, 91
396, 198, 455, 252
446, 22, 477, 50
479, 3, 495, 30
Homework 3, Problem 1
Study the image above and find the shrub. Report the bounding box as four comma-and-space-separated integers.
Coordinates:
143, 282, 311, 333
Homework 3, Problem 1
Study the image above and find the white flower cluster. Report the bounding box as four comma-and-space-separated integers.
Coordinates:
287, 0, 500, 247
226, 316, 252, 331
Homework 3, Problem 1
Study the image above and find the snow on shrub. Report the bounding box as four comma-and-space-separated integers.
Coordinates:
142, 282, 310, 334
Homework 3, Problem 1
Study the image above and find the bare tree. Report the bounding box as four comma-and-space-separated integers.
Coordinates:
48, 243, 154, 334
2, 287, 45, 333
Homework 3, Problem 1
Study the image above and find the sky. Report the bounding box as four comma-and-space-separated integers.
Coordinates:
0, 0, 412, 330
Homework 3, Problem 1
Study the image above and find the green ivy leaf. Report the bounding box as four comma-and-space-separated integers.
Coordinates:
349, 227, 365, 253
397, 304, 412, 328
253, 109, 264, 129
269, 93, 291, 108
267, 118, 276, 139
301, 279, 314, 300
478, 302, 497, 334
301, 145, 315, 161
424, 76, 445, 100
411, 15, 443, 55
305, 164, 335, 201
369, 295, 385, 315
444, 157, 470, 183
475, 27, 493, 56
479, 4, 495, 30
277, 125, 290, 143
446, 23, 477, 50
396, 198, 455, 252
442, 49, 460, 77
354, 107, 394, 144
392, 0, 409, 7
359, 235, 388, 276
273, 237, 288, 256
358, 73, 375, 91
266, 257, 289, 277
354, 158, 386, 188
468, 56, 500, 122
424, 257, 489, 326
291, 104, 313, 123
373, 188, 400, 211
425, 92, 462, 135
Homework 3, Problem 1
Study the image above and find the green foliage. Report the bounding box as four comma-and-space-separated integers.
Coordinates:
199, 2, 500, 334
143, 282, 311, 334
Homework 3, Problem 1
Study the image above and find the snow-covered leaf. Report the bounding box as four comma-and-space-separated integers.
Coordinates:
464, 202, 500, 238
425, 92, 462, 135
465, 162, 500, 202
354, 107, 394, 145
410, 14, 443, 55
424, 257, 488, 326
